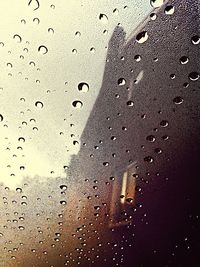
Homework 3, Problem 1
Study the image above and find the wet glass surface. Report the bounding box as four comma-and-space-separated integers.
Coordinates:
0, 0, 200, 266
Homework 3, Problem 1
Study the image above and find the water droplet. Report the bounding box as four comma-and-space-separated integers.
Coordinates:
60, 185, 67, 190
16, 188, 22, 193
127, 101, 134, 107
60, 200, 66, 205
180, 56, 189, 64
191, 35, 200, 45
72, 100, 83, 109
13, 34, 22, 43
99, 14, 108, 24
78, 82, 89, 92
35, 101, 44, 108
7, 63, 13, 68
154, 148, 162, 154
73, 140, 79, 146
113, 8, 119, 15
136, 31, 148, 44
150, 0, 164, 8
90, 47, 95, 53
173, 96, 183, 105
189, 72, 199, 81
72, 48, 77, 54
144, 156, 154, 163
170, 74, 176, 79
118, 78, 126, 86
38, 45, 48, 55
183, 82, 189, 88
20, 97, 25, 102
165, 5, 175, 15
146, 135, 156, 142
48, 28, 54, 34
75, 31, 81, 37
33, 17, 40, 24
18, 137, 25, 142
134, 55, 141, 62
150, 13, 157, 20
126, 198, 134, 203
160, 120, 169, 127
28, 0, 40, 10
29, 61, 35, 67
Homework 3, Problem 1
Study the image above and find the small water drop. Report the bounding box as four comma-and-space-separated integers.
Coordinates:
90, 47, 95, 53
29, 61, 36, 67
18, 137, 25, 142
60, 200, 66, 205
21, 19, 26, 24
75, 31, 81, 37
180, 56, 189, 64
189, 72, 199, 81
60, 185, 67, 190
150, 0, 164, 8
13, 34, 22, 43
72, 100, 83, 109
78, 82, 89, 92
113, 8, 119, 15
7, 62, 13, 68
16, 188, 22, 193
136, 31, 148, 44
160, 120, 169, 127
134, 55, 141, 62
127, 101, 134, 107
154, 148, 162, 154
150, 13, 157, 20
38, 45, 48, 55
72, 48, 77, 54
144, 156, 154, 163
35, 101, 44, 108
146, 135, 156, 142
164, 5, 175, 15
99, 14, 108, 24
48, 28, 54, 34
191, 35, 200, 45
118, 78, 126, 86
173, 96, 183, 105
33, 17, 40, 24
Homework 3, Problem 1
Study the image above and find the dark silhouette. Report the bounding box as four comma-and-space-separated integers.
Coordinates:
67, 0, 200, 266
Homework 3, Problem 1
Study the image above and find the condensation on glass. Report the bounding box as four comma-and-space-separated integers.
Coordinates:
0, 0, 199, 266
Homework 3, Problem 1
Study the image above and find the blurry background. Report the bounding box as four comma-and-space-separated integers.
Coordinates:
0, 0, 200, 266
0, 0, 153, 187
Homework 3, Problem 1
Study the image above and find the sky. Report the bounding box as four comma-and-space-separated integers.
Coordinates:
0, 0, 155, 188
